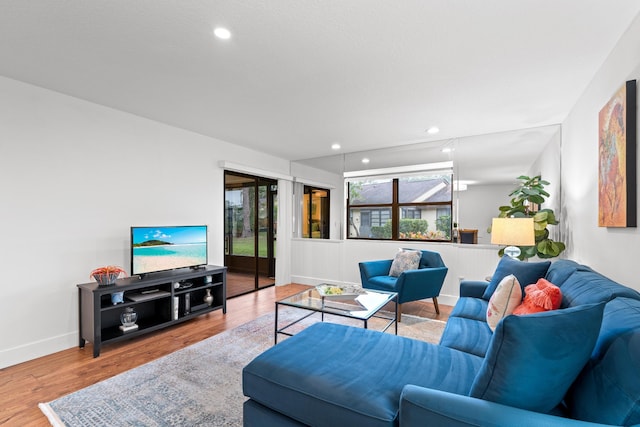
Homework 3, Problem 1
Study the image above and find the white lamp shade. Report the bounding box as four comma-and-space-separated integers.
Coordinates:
491, 217, 535, 246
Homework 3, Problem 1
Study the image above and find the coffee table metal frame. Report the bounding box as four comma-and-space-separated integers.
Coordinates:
274, 286, 398, 344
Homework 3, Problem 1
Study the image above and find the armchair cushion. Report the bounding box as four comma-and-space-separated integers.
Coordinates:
469, 302, 605, 413
482, 256, 551, 300
389, 249, 421, 277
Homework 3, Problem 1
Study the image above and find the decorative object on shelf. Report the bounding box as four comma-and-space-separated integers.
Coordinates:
204, 289, 214, 307
598, 79, 637, 227
493, 175, 566, 259
111, 291, 125, 305
90, 265, 126, 286
119, 307, 138, 333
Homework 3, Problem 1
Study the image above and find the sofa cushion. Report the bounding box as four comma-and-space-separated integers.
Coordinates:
367, 275, 398, 292
512, 278, 562, 315
439, 317, 493, 358
592, 297, 640, 360
486, 275, 522, 331
389, 249, 421, 277
566, 331, 640, 426
558, 269, 640, 308
450, 297, 488, 321
469, 302, 605, 413
544, 259, 584, 287
482, 256, 551, 300
243, 322, 483, 427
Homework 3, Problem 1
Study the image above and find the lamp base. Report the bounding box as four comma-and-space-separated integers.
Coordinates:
504, 246, 521, 259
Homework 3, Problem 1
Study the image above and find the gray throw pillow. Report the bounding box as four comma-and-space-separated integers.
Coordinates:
389, 250, 421, 277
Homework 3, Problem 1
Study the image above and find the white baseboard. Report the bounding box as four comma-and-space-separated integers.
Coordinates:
0, 331, 77, 369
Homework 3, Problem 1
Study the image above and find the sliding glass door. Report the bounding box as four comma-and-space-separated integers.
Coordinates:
224, 171, 277, 297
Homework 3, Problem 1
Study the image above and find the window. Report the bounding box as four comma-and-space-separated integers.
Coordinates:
347, 174, 452, 241
302, 186, 330, 239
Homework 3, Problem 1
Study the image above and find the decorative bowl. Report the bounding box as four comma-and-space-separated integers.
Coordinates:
90, 266, 126, 286
316, 284, 367, 299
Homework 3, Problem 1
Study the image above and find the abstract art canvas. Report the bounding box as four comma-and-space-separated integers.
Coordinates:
598, 80, 637, 227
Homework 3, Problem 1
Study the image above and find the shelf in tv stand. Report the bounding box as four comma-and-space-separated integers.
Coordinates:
174, 281, 223, 296
77, 265, 227, 357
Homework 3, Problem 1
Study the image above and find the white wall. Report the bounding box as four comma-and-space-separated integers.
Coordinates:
561, 12, 640, 289
456, 184, 515, 244
0, 76, 292, 368
291, 239, 501, 307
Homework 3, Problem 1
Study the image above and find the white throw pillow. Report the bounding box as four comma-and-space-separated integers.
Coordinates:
486, 274, 522, 331
389, 249, 421, 277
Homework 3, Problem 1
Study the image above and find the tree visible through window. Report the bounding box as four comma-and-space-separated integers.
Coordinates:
347, 174, 452, 241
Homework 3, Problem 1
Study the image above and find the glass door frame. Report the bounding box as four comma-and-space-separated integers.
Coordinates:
224, 171, 277, 297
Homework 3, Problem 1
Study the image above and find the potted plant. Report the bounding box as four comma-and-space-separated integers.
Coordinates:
496, 175, 566, 259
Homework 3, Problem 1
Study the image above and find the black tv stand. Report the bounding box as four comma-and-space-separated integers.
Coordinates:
77, 265, 226, 357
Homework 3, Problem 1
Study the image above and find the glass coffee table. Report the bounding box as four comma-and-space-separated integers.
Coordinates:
274, 285, 398, 343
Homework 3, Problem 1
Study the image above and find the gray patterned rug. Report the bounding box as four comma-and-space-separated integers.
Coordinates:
39, 308, 445, 426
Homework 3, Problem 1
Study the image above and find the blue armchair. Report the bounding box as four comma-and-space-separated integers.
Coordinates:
359, 249, 448, 321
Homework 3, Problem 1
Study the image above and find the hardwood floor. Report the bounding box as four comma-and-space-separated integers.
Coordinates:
226, 271, 275, 298
0, 284, 451, 426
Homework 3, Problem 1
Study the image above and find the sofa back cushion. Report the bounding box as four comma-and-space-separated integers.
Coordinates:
482, 256, 551, 300
469, 302, 605, 413
592, 297, 640, 360
566, 331, 640, 425
544, 259, 584, 287
558, 269, 640, 308
563, 297, 640, 425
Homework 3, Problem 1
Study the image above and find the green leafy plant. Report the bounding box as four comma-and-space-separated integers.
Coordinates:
497, 175, 566, 259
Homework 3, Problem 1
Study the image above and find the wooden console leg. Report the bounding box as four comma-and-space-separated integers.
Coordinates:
432, 297, 440, 315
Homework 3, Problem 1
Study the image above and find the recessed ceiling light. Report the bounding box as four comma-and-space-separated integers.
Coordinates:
331, 143, 341, 150
442, 147, 454, 153
362, 158, 370, 164
426, 126, 440, 135
214, 27, 231, 40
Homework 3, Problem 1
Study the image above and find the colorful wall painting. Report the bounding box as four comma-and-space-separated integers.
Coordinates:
598, 80, 637, 227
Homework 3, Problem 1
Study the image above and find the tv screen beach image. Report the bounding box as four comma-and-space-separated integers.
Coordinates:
132, 226, 207, 275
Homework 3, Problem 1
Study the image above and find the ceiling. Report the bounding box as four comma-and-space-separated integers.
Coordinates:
1, 1, 639, 171
297, 124, 561, 184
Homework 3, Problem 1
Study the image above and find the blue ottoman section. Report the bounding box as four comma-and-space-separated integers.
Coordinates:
243, 322, 482, 427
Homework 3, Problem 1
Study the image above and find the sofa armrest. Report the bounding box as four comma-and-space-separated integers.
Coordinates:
396, 267, 448, 303
459, 280, 489, 298
359, 260, 393, 280
399, 385, 613, 427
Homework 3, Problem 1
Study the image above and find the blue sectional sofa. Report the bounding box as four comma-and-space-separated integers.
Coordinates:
242, 258, 640, 426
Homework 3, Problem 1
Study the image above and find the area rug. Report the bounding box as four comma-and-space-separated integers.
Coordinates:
39, 308, 445, 426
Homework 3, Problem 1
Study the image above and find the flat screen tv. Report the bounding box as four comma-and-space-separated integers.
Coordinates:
131, 225, 208, 276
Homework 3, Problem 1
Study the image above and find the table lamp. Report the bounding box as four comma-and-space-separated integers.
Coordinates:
491, 217, 535, 258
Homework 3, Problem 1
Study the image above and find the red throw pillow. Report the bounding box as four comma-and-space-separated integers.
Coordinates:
513, 278, 562, 315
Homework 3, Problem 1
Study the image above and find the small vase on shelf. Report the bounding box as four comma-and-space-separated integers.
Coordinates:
119, 307, 138, 333
204, 289, 213, 307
